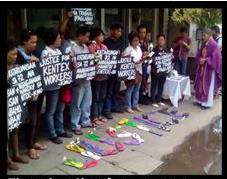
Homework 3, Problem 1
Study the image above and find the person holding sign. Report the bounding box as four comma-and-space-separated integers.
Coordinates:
194, 28, 222, 109
59, 10, 74, 54
70, 26, 95, 135
7, 41, 29, 170
41, 28, 73, 144
123, 31, 143, 114
137, 25, 150, 106
103, 23, 124, 120
16, 29, 47, 160
150, 34, 173, 108
88, 27, 108, 125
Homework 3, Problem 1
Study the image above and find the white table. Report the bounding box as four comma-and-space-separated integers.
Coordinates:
162, 76, 191, 108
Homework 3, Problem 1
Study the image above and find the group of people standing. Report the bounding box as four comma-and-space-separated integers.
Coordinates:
7, 11, 222, 171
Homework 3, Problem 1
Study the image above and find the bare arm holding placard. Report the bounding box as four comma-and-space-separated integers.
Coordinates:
59, 11, 73, 35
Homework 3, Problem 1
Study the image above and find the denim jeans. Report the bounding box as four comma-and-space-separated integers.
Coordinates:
174, 58, 188, 76
125, 82, 141, 109
70, 84, 92, 130
139, 63, 149, 102
45, 90, 65, 138
91, 80, 107, 120
103, 75, 120, 114
150, 74, 166, 103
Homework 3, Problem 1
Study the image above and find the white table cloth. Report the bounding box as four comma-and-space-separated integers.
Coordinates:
162, 75, 191, 108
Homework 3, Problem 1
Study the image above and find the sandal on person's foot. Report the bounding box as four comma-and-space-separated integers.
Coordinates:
99, 116, 108, 122
7, 159, 19, 170
34, 142, 48, 150
73, 129, 83, 135
12, 155, 29, 163
86, 123, 97, 128
92, 118, 104, 125
28, 149, 40, 160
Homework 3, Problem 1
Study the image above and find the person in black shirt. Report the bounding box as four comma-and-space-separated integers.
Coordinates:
137, 25, 150, 105
102, 23, 124, 120
7, 40, 29, 170
150, 34, 173, 108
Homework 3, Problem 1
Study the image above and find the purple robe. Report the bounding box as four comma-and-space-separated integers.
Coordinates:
194, 38, 222, 102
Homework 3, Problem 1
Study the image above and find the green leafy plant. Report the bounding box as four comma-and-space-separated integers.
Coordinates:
169, 8, 222, 28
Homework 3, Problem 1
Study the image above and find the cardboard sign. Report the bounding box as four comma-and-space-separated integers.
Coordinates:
8, 62, 43, 103
153, 53, 172, 74
39, 54, 73, 91
72, 53, 96, 81
96, 50, 119, 75
71, 8, 94, 25
7, 87, 24, 132
117, 57, 136, 81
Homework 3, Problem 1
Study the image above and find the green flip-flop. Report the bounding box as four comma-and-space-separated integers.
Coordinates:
125, 121, 139, 127
63, 157, 83, 169
85, 134, 101, 141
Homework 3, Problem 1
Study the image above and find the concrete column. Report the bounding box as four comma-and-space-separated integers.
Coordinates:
21, 8, 27, 29
101, 8, 105, 30
152, 8, 159, 45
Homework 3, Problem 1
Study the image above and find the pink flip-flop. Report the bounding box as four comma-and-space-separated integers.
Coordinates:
115, 142, 125, 152
106, 129, 117, 138
82, 159, 98, 169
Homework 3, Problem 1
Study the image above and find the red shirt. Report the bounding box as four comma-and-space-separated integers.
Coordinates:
88, 43, 108, 81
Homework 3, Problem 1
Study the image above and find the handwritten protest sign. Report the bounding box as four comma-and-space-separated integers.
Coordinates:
72, 53, 96, 81
71, 8, 94, 25
153, 53, 172, 75
96, 50, 119, 75
8, 62, 43, 103
117, 57, 136, 81
39, 54, 73, 91
7, 86, 25, 132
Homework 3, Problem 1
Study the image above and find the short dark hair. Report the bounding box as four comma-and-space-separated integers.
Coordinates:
156, 34, 166, 40
110, 23, 123, 30
137, 25, 147, 32
44, 28, 59, 46
76, 26, 90, 38
128, 31, 139, 44
20, 29, 37, 45
202, 28, 213, 36
211, 25, 220, 34
90, 27, 105, 40
7, 40, 17, 54
180, 27, 188, 33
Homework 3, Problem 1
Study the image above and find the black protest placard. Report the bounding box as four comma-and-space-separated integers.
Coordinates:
71, 8, 94, 25
72, 53, 96, 81
153, 53, 172, 75
8, 62, 43, 103
96, 50, 119, 75
39, 54, 73, 91
117, 57, 136, 81
7, 86, 25, 132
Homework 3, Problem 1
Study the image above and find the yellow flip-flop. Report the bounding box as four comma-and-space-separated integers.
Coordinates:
66, 144, 85, 153
118, 118, 129, 125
